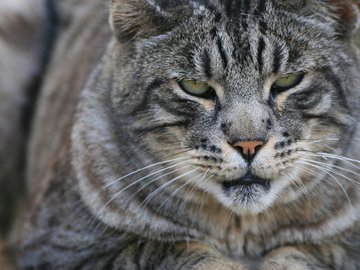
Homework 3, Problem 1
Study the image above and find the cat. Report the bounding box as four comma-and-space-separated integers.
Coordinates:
1, 0, 360, 269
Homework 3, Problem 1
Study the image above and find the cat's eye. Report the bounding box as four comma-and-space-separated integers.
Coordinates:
178, 79, 216, 99
272, 72, 304, 92
270, 72, 305, 104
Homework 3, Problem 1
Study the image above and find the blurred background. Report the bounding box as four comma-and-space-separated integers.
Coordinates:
0, 1, 47, 268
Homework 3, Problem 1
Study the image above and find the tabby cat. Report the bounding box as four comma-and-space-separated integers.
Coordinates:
1, 0, 360, 269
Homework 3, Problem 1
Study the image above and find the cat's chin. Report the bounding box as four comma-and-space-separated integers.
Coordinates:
221, 192, 275, 216
217, 173, 275, 215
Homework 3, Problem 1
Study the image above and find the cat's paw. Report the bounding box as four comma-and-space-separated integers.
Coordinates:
194, 260, 247, 270
260, 260, 313, 270
173, 243, 247, 270
259, 247, 326, 270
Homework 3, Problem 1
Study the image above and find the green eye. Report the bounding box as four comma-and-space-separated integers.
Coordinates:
272, 72, 304, 91
179, 79, 215, 99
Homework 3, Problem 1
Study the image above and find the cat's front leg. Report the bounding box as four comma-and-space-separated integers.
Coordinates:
163, 242, 247, 270
116, 241, 247, 270
259, 245, 354, 270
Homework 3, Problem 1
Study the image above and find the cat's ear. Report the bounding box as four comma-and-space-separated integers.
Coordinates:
326, 0, 360, 38
110, 0, 188, 42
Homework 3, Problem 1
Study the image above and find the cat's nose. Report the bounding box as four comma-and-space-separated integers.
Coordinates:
232, 140, 265, 163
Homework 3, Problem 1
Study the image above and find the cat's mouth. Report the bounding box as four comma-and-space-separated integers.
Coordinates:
222, 172, 271, 191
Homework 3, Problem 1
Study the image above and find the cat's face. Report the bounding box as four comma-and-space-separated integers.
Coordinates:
112, 0, 360, 214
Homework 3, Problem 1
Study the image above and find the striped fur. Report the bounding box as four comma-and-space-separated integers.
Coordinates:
2, 0, 360, 269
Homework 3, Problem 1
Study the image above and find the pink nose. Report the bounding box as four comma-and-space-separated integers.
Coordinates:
232, 141, 265, 162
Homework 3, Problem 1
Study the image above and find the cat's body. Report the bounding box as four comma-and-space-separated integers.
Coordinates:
1, 0, 360, 269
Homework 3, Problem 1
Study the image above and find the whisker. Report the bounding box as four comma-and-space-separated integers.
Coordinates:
124, 164, 194, 204
105, 163, 192, 207
94, 164, 194, 227
156, 170, 209, 212
305, 158, 360, 180
299, 159, 355, 221
298, 137, 360, 144
299, 138, 340, 143
139, 169, 198, 209
223, 200, 236, 231
300, 150, 360, 164
318, 152, 360, 165
159, 148, 193, 160
286, 172, 312, 203
301, 151, 360, 171
298, 159, 360, 187
160, 147, 192, 152
104, 157, 189, 189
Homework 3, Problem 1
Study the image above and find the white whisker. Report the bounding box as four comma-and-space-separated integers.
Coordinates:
297, 160, 355, 219
318, 152, 360, 165
298, 159, 360, 187
140, 169, 198, 208
125, 164, 194, 203
302, 151, 360, 165
104, 157, 188, 189
157, 169, 210, 211
105, 164, 192, 208
306, 158, 360, 180
286, 172, 312, 203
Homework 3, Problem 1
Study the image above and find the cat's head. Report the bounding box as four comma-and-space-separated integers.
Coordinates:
109, 0, 360, 214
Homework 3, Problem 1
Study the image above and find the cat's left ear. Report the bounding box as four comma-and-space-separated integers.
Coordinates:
327, 0, 360, 38
109, 0, 189, 42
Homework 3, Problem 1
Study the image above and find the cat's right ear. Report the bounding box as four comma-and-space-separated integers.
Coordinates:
110, 0, 188, 42
327, 0, 360, 38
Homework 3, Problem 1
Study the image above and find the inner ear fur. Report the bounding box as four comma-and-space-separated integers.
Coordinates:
110, 0, 162, 42
327, 0, 360, 37
110, 0, 187, 42
329, 0, 359, 21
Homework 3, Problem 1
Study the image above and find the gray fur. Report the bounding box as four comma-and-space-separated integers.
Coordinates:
3, 0, 360, 269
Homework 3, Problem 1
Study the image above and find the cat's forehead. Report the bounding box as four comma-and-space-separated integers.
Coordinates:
150, 0, 313, 37
138, 0, 344, 78
152, 0, 305, 15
